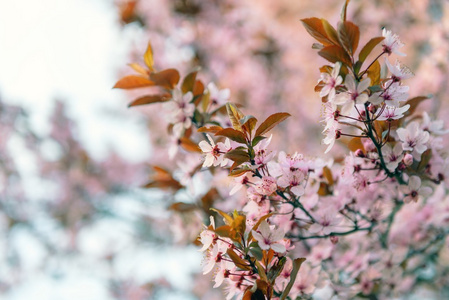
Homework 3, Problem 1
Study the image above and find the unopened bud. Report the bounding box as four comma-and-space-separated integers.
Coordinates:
330, 235, 339, 244
355, 149, 365, 158
368, 104, 376, 114
335, 130, 342, 139
403, 153, 413, 166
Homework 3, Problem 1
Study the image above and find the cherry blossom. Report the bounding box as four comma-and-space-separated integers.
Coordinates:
382, 28, 406, 56
382, 143, 404, 172
396, 121, 430, 160
401, 176, 432, 203
199, 135, 232, 167
252, 220, 286, 253
319, 62, 343, 101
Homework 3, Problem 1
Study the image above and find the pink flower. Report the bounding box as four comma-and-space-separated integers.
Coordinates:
277, 170, 305, 197
334, 74, 370, 115
319, 62, 343, 102
382, 143, 404, 172
378, 82, 409, 107
309, 207, 343, 235
385, 58, 413, 82
255, 176, 277, 196
207, 82, 230, 109
199, 135, 232, 167
396, 121, 429, 160
252, 220, 286, 253
375, 104, 410, 121
382, 28, 406, 56
401, 176, 432, 203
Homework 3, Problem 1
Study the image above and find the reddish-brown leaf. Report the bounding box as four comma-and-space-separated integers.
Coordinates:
181, 70, 198, 93
318, 45, 352, 66
347, 137, 365, 153
150, 68, 180, 89
128, 94, 170, 107
197, 125, 223, 134
215, 128, 247, 144
301, 18, 335, 46
337, 21, 360, 56
226, 103, 245, 132
179, 137, 201, 152
113, 75, 155, 89
255, 112, 291, 137
359, 36, 385, 64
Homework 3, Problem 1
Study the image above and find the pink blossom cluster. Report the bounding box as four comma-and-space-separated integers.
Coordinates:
113, 0, 449, 299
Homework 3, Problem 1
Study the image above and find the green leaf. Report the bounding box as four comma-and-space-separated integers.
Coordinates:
318, 45, 352, 67
358, 37, 385, 64
249, 246, 263, 261
280, 258, 306, 300
224, 149, 250, 162
337, 21, 360, 56
300, 18, 335, 46
252, 136, 267, 147
368, 85, 383, 93
268, 257, 286, 282
255, 261, 268, 282
417, 149, 432, 172
215, 128, 247, 144
255, 113, 291, 137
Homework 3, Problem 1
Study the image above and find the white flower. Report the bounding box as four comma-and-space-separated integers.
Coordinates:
375, 104, 410, 121
322, 121, 341, 154
199, 135, 232, 167
207, 82, 230, 108
255, 176, 278, 196
400, 176, 432, 203
385, 58, 413, 82
319, 62, 343, 102
309, 207, 343, 235
396, 122, 429, 160
334, 74, 370, 115
252, 220, 286, 253
380, 82, 409, 107
421, 112, 449, 135
277, 170, 305, 197
382, 143, 404, 172
382, 28, 406, 56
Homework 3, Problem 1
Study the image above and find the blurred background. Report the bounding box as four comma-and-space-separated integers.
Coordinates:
0, 0, 448, 299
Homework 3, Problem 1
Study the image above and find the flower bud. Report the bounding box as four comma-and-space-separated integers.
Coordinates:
403, 153, 413, 166
368, 104, 376, 114
355, 149, 365, 158
330, 235, 339, 244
